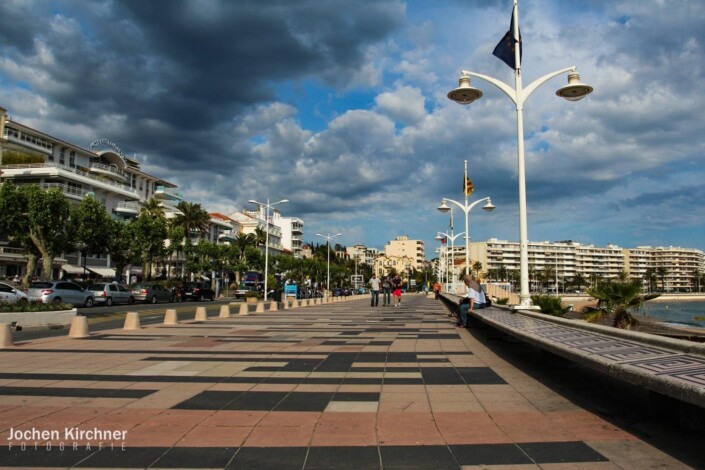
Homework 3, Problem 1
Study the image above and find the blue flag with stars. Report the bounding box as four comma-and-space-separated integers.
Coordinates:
492, 8, 521, 70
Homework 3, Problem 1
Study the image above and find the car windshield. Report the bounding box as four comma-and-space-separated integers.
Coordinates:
134, 283, 149, 289
29, 282, 53, 289
87, 284, 105, 290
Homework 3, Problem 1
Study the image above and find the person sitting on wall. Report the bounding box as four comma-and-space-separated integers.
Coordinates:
457, 274, 489, 328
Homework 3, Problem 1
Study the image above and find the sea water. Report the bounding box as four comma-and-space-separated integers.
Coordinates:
640, 301, 705, 329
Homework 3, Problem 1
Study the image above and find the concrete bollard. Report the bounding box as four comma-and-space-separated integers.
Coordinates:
195, 306, 208, 321
219, 305, 231, 318
291, 299, 299, 308
282, 299, 289, 310
255, 302, 265, 313
68, 315, 90, 338
124, 311, 141, 330
269, 301, 278, 312
239, 303, 249, 316
164, 309, 178, 325
0, 323, 13, 348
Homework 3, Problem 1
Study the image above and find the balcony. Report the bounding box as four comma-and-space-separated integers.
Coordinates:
218, 230, 237, 243
89, 162, 127, 183
115, 201, 142, 215
154, 185, 183, 201
41, 182, 89, 200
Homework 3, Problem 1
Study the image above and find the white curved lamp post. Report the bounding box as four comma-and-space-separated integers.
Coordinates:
248, 198, 288, 301
447, 0, 592, 307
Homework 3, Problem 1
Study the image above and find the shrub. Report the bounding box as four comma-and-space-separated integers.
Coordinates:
244, 290, 261, 300
495, 297, 510, 305
0, 300, 74, 313
531, 295, 569, 317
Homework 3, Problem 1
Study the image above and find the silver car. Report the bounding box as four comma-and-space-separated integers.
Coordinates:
131, 283, 173, 304
27, 281, 95, 307
87, 283, 134, 306
0, 281, 29, 304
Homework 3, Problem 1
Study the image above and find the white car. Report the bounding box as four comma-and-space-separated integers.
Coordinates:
0, 281, 29, 304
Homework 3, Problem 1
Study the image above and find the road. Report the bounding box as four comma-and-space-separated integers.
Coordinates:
11, 298, 238, 342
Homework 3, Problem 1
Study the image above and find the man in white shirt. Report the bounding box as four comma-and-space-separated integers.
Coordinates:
369, 274, 381, 307
457, 274, 486, 327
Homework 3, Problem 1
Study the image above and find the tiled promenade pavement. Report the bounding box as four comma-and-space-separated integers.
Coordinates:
0, 295, 693, 469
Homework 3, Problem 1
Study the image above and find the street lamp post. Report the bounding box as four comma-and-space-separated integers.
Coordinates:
315, 232, 342, 299
436, 231, 465, 293
438, 196, 495, 276
446, 0, 593, 307
248, 198, 289, 302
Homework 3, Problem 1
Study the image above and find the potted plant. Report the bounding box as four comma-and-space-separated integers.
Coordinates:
244, 290, 261, 304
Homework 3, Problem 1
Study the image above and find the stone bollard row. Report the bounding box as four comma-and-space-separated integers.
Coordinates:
164, 309, 178, 325
124, 311, 141, 330
68, 315, 90, 338
219, 305, 231, 318
255, 302, 265, 313
0, 323, 13, 348
269, 301, 278, 312
195, 306, 208, 321
239, 303, 249, 316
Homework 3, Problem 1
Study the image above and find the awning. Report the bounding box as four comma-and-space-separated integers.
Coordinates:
61, 264, 85, 275
86, 267, 116, 278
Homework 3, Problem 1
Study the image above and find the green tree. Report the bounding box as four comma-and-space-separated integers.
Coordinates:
140, 197, 165, 220
584, 278, 660, 329
131, 213, 168, 280
656, 266, 668, 291
171, 200, 211, 277
106, 219, 141, 283
24, 185, 72, 280
71, 195, 114, 262
472, 261, 483, 277
0, 181, 38, 285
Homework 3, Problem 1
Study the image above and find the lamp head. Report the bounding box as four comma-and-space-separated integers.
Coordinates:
247, 199, 258, 205
556, 72, 593, 102
447, 75, 483, 105
437, 200, 451, 213
435, 234, 444, 241
482, 199, 496, 212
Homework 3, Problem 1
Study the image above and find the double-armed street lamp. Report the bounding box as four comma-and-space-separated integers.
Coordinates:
315, 232, 342, 299
446, 0, 593, 307
248, 198, 288, 302
438, 196, 495, 276
436, 230, 465, 292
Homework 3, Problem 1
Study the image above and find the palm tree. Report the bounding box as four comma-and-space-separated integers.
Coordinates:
140, 197, 165, 220
472, 261, 483, 277
171, 201, 211, 277
584, 278, 660, 329
656, 266, 668, 292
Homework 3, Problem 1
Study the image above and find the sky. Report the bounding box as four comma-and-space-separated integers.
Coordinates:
1, 0, 704, 256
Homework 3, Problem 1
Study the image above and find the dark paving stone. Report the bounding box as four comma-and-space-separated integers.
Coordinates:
261, 376, 304, 384
224, 391, 288, 411
0, 386, 155, 399
332, 392, 380, 401
418, 334, 461, 339
420, 368, 465, 385
172, 390, 242, 410
305, 446, 380, 469
76, 446, 166, 468
382, 378, 424, 385
457, 367, 507, 385
282, 359, 326, 371
153, 446, 237, 468
450, 443, 531, 465
275, 392, 335, 412
301, 377, 344, 384
386, 353, 418, 362
356, 353, 389, 362
519, 441, 608, 463
380, 445, 457, 469
341, 378, 384, 385
2, 447, 100, 467
228, 446, 308, 469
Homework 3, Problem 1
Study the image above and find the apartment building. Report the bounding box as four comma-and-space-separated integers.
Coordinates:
0, 106, 180, 279
465, 239, 704, 291
346, 243, 379, 266
272, 211, 304, 257
229, 208, 286, 256
373, 254, 415, 278
384, 236, 425, 270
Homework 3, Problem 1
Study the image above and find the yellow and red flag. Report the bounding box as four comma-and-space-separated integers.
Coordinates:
463, 176, 474, 196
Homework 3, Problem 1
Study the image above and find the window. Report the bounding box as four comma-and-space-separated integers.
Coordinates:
59, 147, 65, 165
69, 151, 76, 168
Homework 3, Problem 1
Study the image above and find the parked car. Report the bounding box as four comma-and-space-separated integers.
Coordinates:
27, 281, 94, 307
179, 282, 216, 301
0, 281, 29, 304
234, 285, 259, 299
332, 288, 344, 297
87, 282, 134, 306
131, 283, 173, 304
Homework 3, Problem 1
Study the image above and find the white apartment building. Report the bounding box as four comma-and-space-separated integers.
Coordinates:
346, 243, 379, 266
464, 239, 704, 291
384, 236, 425, 270
229, 208, 286, 256
272, 211, 304, 257
0, 106, 180, 279
373, 254, 415, 278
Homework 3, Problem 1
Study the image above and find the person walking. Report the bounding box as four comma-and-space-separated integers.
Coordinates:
382, 276, 392, 306
392, 273, 403, 307
369, 274, 381, 307
433, 281, 441, 299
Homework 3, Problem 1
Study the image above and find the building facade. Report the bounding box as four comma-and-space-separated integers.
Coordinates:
272, 212, 304, 257
384, 236, 425, 270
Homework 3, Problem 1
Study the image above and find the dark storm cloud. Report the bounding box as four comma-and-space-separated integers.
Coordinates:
0, 0, 404, 167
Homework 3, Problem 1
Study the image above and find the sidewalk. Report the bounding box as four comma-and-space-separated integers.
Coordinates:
0, 295, 696, 469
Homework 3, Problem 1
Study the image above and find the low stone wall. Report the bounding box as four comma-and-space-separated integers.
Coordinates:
0, 308, 77, 329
